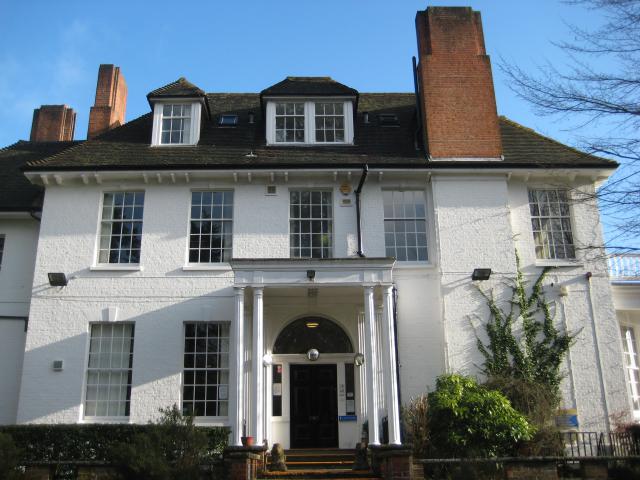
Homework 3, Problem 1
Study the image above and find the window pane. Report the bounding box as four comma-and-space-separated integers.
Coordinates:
188, 191, 233, 263
290, 190, 332, 258
314, 102, 346, 143
528, 189, 575, 260
275, 102, 305, 143
383, 190, 428, 262
85, 323, 134, 417
183, 322, 230, 417
99, 192, 144, 264
160, 104, 193, 145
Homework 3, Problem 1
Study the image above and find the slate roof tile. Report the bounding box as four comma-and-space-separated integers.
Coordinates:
0, 140, 80, 211
20, 93, 616, 172
261, 77, 359, 97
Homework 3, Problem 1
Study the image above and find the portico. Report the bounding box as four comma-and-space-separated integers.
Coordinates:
228, 258, 402, 449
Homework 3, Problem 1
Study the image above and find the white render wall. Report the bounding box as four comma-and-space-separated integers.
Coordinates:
14, 171, 631, 435
0, 218, 38, 424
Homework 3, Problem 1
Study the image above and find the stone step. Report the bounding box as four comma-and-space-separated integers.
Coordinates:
281, 449, 356, 470
258, 468, 379, 480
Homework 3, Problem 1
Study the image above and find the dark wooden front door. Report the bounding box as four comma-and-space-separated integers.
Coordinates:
290, 364, 338, 448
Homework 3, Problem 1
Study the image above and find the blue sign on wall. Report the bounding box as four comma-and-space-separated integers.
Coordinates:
338, 415, 357, 422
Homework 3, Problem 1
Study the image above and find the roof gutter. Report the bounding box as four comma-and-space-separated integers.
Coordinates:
354, 164, 369, 258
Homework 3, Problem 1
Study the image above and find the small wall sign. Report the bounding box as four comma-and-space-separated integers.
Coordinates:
338, 415, 357, 422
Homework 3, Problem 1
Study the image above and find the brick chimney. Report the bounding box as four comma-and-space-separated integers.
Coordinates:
87, 64, 127, 139
30, 105, 76, 142
415, 7, 502, 159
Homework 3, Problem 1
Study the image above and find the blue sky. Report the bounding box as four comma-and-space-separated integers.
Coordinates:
0, 0, 598, 145
2, 0, 628, 244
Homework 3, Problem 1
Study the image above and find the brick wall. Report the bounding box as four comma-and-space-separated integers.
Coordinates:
415, 7, 502, 159
87, 64, 127, 139
29, 105, 76, 142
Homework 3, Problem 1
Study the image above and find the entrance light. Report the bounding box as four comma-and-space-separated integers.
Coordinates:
306, 321, 319, 329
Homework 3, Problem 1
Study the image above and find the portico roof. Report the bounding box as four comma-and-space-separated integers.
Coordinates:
231, 257, 395, 287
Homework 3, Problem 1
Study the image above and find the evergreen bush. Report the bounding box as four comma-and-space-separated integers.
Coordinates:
427, 374, 534, 458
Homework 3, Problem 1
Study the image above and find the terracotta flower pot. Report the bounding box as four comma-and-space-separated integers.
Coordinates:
241, 436, 255, 447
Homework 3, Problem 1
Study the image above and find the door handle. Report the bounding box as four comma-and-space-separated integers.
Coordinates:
309, 415, 319, 422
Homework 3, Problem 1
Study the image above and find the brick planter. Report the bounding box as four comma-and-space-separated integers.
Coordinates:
224, 445, 267, 480
369, 445, 414, 480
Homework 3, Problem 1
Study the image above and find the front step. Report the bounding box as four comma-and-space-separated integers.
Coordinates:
259, 449, 380, 479
284, 449, 356, 470
259, 469, 379, 480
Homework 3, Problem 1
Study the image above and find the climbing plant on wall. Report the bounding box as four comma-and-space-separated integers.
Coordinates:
476, 251, 577, 410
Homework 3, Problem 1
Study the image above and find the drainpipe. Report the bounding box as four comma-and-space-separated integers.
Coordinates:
354, 165, 369, 257
392, 286, 403, 441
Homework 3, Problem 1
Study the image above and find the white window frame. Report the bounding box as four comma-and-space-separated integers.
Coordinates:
383, 190, 429, 263
528, 188, 576, 261
289, 189, 334, 259
151, 100, 202, 146
621, 324, 640, 418
182, 321, 230, 419
97, 191, 145, 265
265, 99, 354, 145
83, 322, 135, 420
187, 190, 234, 264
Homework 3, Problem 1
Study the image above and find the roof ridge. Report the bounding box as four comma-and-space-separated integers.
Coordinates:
499, 115, 615, 165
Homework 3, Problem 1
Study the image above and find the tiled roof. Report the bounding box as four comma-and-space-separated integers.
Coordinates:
147, 77, 205, 99
261, 77, 359, 97
0, 141, 80, 211
21, 93, 616, 172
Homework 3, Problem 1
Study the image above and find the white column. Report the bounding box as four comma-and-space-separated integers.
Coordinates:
363, 286, 380, 445
252, 287, 265, 443
381, 285, 401, 445
230, 287, 245, 446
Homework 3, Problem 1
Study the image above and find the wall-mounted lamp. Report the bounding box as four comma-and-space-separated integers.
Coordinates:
354, 353, 365, 367
471, 268, 492, 281
306, 270, 316, 281
48, 272, 68, 287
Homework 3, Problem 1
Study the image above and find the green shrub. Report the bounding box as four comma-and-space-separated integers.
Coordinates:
110, 405, 213, 480
0, 432, 22, 480
0, 416, 228, 466
427, 374, 534, 458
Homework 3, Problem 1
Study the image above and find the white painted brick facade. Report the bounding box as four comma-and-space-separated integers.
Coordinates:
3, 171, 631, 442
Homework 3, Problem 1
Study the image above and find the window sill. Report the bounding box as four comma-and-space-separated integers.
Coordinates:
394, 262, 436, 270
81, 417, 131, 424
535, 260, 583, 268
90, 265, 144, 271
182, 264, 232, 271
266, 142, 353, 147
150, 143, 198, 147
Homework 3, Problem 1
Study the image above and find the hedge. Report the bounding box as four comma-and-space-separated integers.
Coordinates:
0, 424, 229, 464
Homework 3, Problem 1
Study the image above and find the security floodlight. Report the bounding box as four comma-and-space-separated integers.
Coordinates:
48, 272, 68, 287
471, 268, 492, 281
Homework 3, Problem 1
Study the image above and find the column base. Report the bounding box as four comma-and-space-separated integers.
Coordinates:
369, 444, 414, 480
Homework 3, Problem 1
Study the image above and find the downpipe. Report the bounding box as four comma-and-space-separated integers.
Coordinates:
355, 165, 369, 257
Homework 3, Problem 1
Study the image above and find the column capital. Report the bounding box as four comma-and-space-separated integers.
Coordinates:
363, 285, 375, 295
253, 286, 264, 297
234, 286, 245, 296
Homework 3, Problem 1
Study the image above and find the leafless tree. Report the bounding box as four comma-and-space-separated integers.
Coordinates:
501, 0, 640, 251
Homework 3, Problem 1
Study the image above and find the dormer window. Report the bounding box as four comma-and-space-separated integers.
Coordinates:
147, 77, 207, 147
151, 102, 202, 146
266, 100, 353, 145
162, 104, 192, 144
